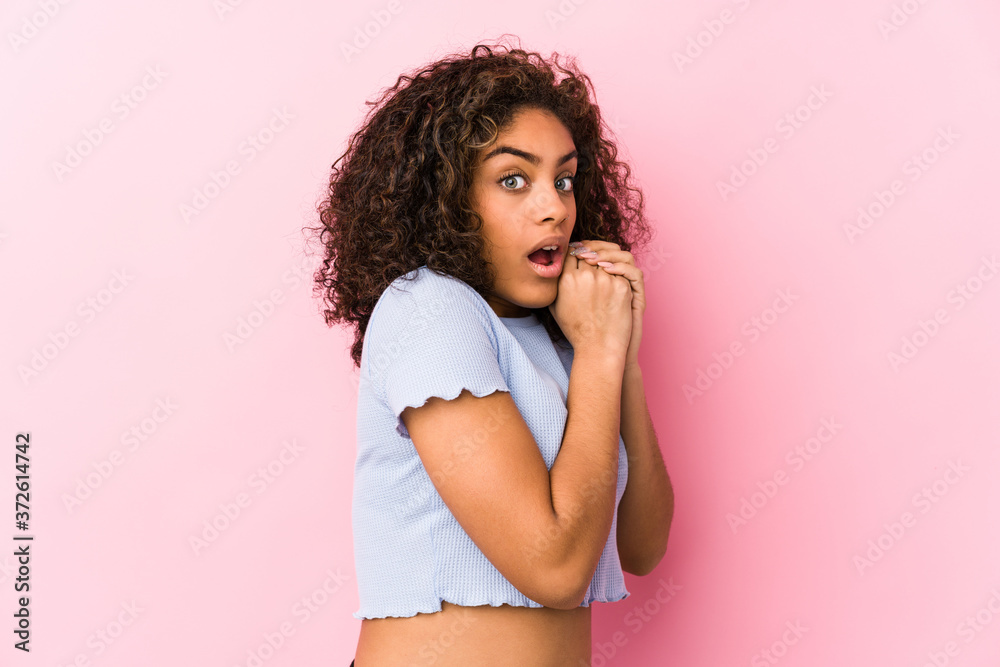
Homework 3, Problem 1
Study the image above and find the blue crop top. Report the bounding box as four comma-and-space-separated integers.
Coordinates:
352, 265, 630, 619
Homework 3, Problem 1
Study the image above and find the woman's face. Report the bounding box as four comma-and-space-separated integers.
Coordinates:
469, 107, 578, 318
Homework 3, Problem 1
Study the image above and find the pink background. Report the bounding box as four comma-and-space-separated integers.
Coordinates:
4, 0, 999, 664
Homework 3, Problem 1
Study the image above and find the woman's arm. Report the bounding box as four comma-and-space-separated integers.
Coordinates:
567, 238, 673, 575
402, 344, 626, 610
616, 361, 674, 576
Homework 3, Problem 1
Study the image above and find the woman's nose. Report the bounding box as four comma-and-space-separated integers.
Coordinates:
527, 182, 570, 222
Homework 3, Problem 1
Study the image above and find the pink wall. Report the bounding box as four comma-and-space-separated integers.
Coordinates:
4, 0, 999, 664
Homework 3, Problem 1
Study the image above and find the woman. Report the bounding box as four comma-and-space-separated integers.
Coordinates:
311, 37, 674, 666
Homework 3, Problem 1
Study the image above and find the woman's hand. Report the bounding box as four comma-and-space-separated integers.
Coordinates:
548, 243, 633, 359
568, 240, 646, 368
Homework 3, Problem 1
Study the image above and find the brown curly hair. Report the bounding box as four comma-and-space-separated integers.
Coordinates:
308, 35, 652, 368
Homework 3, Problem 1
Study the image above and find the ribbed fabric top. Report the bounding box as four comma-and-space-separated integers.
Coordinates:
352, 265, 630, 619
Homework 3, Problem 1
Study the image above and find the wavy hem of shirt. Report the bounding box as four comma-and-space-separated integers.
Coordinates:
392, 383, 508, 439
353, 588, 631, 620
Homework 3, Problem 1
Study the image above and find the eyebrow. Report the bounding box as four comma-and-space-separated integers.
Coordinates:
481, 146, 578, 167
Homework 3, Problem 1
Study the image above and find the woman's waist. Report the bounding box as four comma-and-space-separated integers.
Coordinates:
356, 601, 591, 665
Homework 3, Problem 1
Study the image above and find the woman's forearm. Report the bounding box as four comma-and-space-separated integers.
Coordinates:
542, 346, 627, 606
616, 362, 673, 575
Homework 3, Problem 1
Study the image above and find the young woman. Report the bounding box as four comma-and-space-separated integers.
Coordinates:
311, 37, 674, 666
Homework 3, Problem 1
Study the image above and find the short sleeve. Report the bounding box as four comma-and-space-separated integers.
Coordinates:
366, 272, 510, 439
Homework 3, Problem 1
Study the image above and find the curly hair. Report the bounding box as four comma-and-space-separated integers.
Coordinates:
308, 35, 652, 368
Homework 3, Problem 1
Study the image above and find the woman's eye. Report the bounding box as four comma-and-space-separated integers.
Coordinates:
498, 173, 574, 191
501, 174, 527, 190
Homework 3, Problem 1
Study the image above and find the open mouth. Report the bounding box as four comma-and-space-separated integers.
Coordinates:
526, 243, 564, 278
527, 245, 559, 266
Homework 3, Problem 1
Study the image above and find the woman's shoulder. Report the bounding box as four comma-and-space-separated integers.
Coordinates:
362, 266, 506, 394
372, 265, 492, 323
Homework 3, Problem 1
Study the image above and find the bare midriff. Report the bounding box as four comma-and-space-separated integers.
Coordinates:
354, 600, 592, 665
